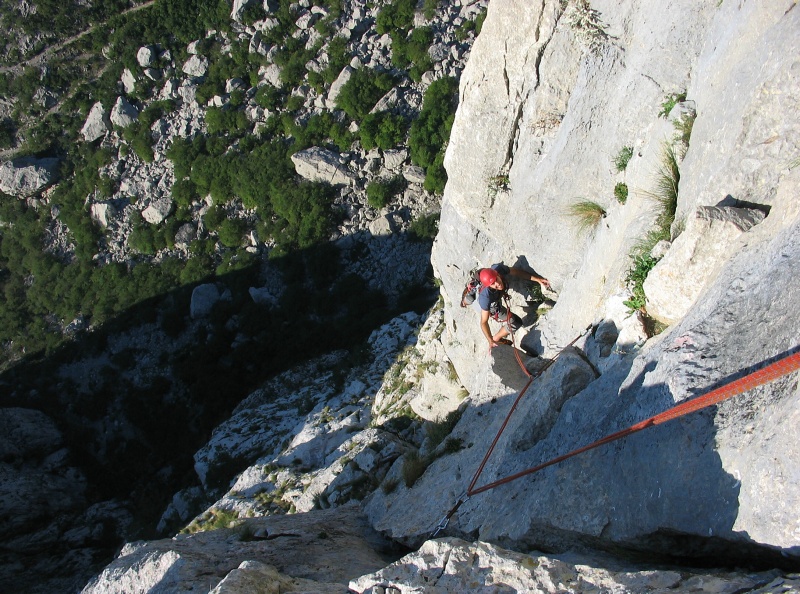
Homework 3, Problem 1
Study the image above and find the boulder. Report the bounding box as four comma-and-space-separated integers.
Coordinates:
136, 46, 156, 68
383, 149, 407, 170
82, 506, 392, 594
182, 55, 209, 78
402, 165, 426, 184
291, 147, 355, 185
643, 206, 766, 325
89, 203, 116, 228
190, 284, 221, 319
80, 102, 110, 142
328, 65, 354, 105
174, 222, 196, 247
141, 196, 173, 225
0, 156, 59, 197
0, 408, 62, 461
120, 68, 136, 94
230, 0, 255, 22
350, 538, 783, 594
110, 96, 139, 128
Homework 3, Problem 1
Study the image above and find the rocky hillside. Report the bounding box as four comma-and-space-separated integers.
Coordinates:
4, 0, 799, 592
76, 0, 800, 592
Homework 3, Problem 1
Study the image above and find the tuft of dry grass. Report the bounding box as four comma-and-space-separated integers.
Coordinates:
567, 199, 607, 234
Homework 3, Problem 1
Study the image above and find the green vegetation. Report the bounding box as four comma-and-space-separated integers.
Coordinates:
614, 182, 628, 204
409, 76, 459, 194
567, 200, 607, 234
408, 212, 440, 242
613, 146, 633, 172
641, 143, 680, 245
487, 174, 510, 198
402, 450, 430, 487
366, 176, 406, 209
335, 69, 398, 121
673, 109, 696, 149
623, 253, 657, 313
623, 143, 681, 315
658, 91, 687, 118
182, 508, 240, 534
359, 111, 408, 151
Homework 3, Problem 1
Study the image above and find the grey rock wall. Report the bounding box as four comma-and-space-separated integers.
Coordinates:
415, 0, 800, 563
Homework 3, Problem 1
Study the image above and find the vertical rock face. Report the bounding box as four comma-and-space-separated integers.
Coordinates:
413, 0, 800, 562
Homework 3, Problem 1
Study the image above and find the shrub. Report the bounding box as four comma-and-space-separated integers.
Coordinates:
255, 85, 284, 110
359, 111, 407, 151
613, 145, 633, 172
392, 26, 433, 70
402, 450, 430, 488
217, 218, 246, 248
641, 143, 679, 243
623, 253, 657, 313
614, 182, 628, 204
366, 176, 406, 209
0, 118, 16, 148
423, 0, 439, 20
335, 68, 397, 121
658, 91, 687, 118
376, 0, 416, 35
408, 212, 439, 242
409, 76, 458, 194
567, 200, 606, 234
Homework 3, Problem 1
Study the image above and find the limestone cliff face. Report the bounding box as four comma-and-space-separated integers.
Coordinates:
405, 0, 800, 559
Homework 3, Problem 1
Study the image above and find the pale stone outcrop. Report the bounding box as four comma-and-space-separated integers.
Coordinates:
644, 205, 766, 325
291, 147, 355, 185
350, 538, 783, 594
182, 55, 209, 78
120, 68, 136, 93
328, 65, 354, 105
141, 196, 173, 224
0, 156, 59, 196
190, 284, 221, 319
136, 46, 156, 67
110, 96, 139, 128
90, 203, 116, 228
81, 506, 392, 594
81, 101, 110, 141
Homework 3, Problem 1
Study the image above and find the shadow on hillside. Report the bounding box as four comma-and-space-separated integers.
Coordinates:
0, 230, 437, 594
440, 346, 800, 573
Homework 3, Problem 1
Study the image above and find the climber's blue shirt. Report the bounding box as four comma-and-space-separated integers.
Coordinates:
477, 263, 510, 312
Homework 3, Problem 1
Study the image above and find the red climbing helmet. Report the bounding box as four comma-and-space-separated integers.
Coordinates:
479, 268, 499, 287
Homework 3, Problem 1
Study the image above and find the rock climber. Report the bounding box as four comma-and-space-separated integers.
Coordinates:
477, 263, 550, 350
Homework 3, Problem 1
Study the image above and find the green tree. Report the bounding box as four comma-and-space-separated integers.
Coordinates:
409, 76, 458, 194
335, 69, 397, 121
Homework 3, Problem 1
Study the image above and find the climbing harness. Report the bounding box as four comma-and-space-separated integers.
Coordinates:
432, 340, 800, 537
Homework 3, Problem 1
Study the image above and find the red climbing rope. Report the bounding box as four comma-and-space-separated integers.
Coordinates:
433, 347, 800, 535
468, 325, 589, 494
470, 349, 800, 495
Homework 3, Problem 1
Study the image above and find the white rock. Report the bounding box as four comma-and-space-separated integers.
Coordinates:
80, 102, 110, 142
90, 203, 116, 228
141, 196, 173, 225
120, 68, 136, 94
136, 46, 156, 67
644, 206, 766, 325
328, 66, 354, 105
0, 157, 59, 197
190, 284, 221, 319
383, 149, 407, 170
182, 55, 209, 78
291, 147, 355, 185
110, 96, 139, 128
